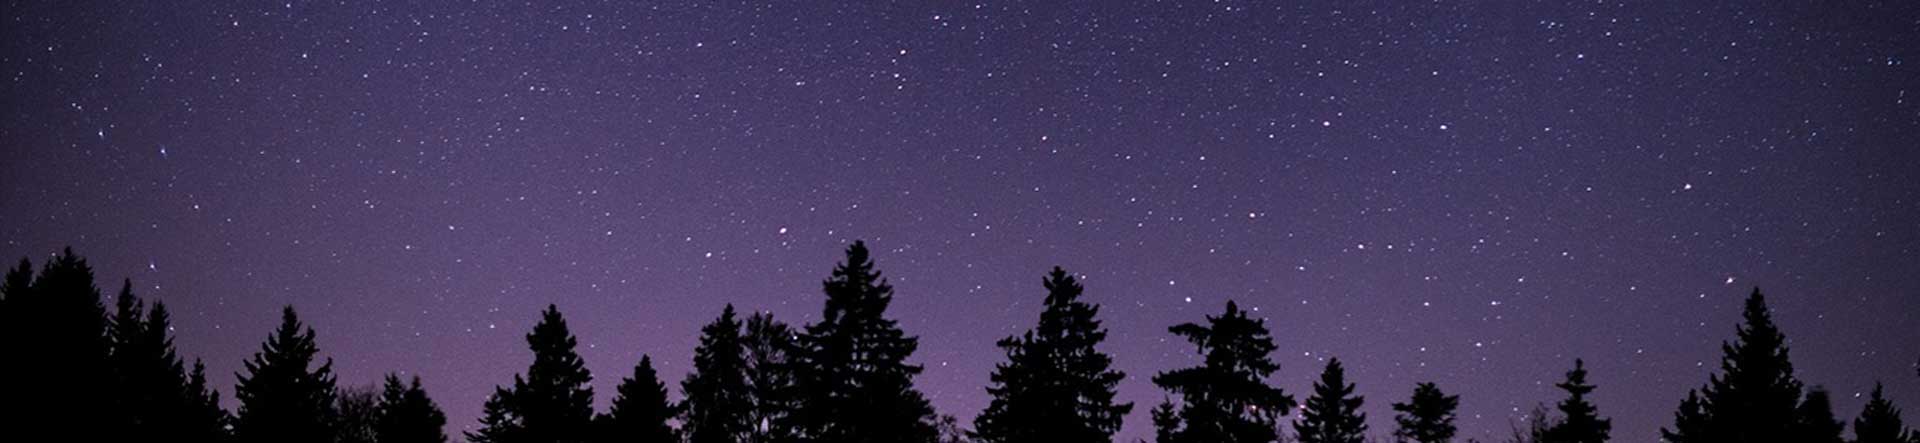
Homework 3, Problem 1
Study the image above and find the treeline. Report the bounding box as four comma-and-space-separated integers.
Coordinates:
0, 243, 1915, 443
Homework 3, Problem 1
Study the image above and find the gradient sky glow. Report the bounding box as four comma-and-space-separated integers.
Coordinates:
3, 1, 1918, 441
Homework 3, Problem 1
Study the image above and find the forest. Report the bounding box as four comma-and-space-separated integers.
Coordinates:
0, 242, 1914, 443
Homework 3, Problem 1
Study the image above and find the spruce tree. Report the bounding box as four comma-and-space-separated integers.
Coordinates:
1392, 382, 1459, 443
743, 312, 802, 443
1664, 288, 1803, 443
1542, 359, 1609, 443
1793, 388, 1846, 443
108, 282, 226, 441
479, 304, 597, 443
233, 306, 339, 443
1854, 383, 1913, 443
185, 359, 234, 441
974, 267, 1131, 443
599, 355, 679, 443
685, 304, 754, 443
1, 250, 116, 440
795, 241, 939, 442
1296, 358, 1367, 443
1151, 300, 1295, 443
375, 374, 448, 443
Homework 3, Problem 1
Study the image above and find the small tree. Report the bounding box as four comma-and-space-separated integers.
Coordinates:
233, 306, 339, 443
598, 355, 679, 443
1541, 359, 1609, 443
1152, 301, 1295, 443
1853, 383, 1914, 443
1296, 358, 1367, 443
375, 374, 448, 443
1392, 382, 1459, 443
684, 305, 754, 443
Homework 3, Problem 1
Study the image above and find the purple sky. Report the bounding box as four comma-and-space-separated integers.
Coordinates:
4, 1, 1917, 441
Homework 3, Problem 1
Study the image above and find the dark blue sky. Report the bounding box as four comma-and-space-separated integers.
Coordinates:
3, 1, 1917, 441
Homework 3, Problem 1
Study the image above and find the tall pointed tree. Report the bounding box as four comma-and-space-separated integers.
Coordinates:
1152, 300, 1295, 443
184, 359, 234, 441
1793, 388, 1847, 443
1392, 382, 1459, 443
685, 304, 754, 443
743, 312, 802, 443
1542, 359, 1609, 443
478, 304, 597, 443
598, 355, 679, 443
233, 306, 339, 443
375, 374, 448, 443
1854, 383, 1913, 443
1664, 288, 1803, 443
975, 266, 1132, 443
1, 250, 116, 439
107, 282, 227, 441
795, 241, 939, 442
1296, 358, 1368, 443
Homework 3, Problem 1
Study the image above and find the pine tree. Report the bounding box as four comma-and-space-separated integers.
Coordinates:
599, 355, 679, 443
185, 359, 234, 441
1296, 358, 1368, 443
795, 241, 940, 442
743, 312, 802, 443
1664, 288, 1803, 443
1392, 382, 1459, 443
477, 304, 597, 443
1854, 383, 1913, 443
1152, 300, 1295, 443
107, 282, 227, 441
375, 374, 448, 443
234, 306, 339, 443
1, 250, 116, 440
685, 304, 755, 443
1542, 359, 1609, 443
975, 266, 1131, 443
1792, 388, 1846, 443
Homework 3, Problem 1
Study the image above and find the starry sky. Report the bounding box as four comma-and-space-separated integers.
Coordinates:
3, 1, 1918, 441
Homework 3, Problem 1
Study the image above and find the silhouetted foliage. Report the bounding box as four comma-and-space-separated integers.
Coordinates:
1296, 358, 1367, 443
107, 279, 232, 441
469, 304, 596, 443
975, 266, 1132, 443
376, 374, 449, 443
598, 355, 679, 443
794, 241, 940, 442
1793, 388, 1846, 443
1393, 382, 1460, 443
743, 312, 803, 443
1541, 359, 1609, 443
1503, 404, 1552, 443
0, 250, 116, 440
234, 306, 339, 443
1854, 383, 1914, 443
334, 385, 381, 443
186, 359, 235, 441
1664, 288, 1804, 443
685, 304, 755, 443
1152, 300, 1295, 443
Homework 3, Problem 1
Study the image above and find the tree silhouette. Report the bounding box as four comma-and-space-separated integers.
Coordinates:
1296, 358, 1367, 443
685, 304, 755, 443
1152, 300, 1295, 443
1853, 383, 1913, 443
1541, 359, 1609, 443
598, 355, 679, 443
470, 304, 597, 443
1792, 388, 1846, 443
1664, 288, 1803, 443
0, 250, 117, 440
794, 241, 940, 442
334, 385, 381, 443
233, 306, 339, 443
107, 280, 231, 441
743, 312, 802, 443
376, 374, 449, 443
185, 359, 234, 441
975, 266, 1132, 443
1392, 382, 1460, 443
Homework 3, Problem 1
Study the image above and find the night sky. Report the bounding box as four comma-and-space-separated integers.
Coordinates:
4, 1, 1918, 441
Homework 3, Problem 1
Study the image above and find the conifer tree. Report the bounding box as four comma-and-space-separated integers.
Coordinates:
1392, 382, 1459, 443
375, 374, 448, 443
1296, 358, 1367, 443
795, 241, 940, 442
185, 359, 234, 441
1, 250, 116, 439
599, 355, 679, 443
233, 306, 339, 443
974, 267, 1131, 443
1854, 383, 1913, 443
685, 304, 754, 443
476, 304, 597, 443
107, 282, 226, 441
743, 312, 802, 443
1664, 288, 1803, 443
1542, 359, 1609, 443
1793, 388, 1847, 443
1152, 300, 1295, 443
